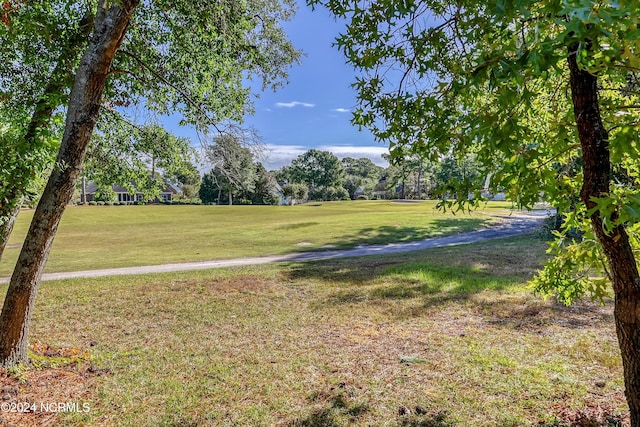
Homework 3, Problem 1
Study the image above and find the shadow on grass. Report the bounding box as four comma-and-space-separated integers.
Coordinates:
303, 260, 526, 311
285, 240, 529, 303
287, 386, 370, 427
287, 384, 455, 427
399, 410, 456, 427
276, 222, 320, 230
296, 218, 492, 252
282, 236, 614, 329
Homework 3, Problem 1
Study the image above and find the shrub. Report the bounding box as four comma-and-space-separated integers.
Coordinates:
356, 195, 368, 200
96, 201, 105, 206
88, 201, 97, 206
322, 186, 350, 201
94, 187, 116, 203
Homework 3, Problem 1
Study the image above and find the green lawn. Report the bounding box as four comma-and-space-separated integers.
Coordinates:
1, 200, 512, 276
9, 233, 625, 426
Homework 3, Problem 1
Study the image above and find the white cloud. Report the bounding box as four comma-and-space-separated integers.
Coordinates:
319, 145, 389, 166
275, 101, 315, 108
332, 108, 350, 113
262, 144, 389, 170
263, 144, 307, 170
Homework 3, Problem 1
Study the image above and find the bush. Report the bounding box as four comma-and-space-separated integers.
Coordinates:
105, 201, 113, 206
322, 186, 350, 201
536, 212, 583, 240
356, 195, 368, 200
88, 201, 97, 206
96, 201, 105, 206
94, 187, 116, 203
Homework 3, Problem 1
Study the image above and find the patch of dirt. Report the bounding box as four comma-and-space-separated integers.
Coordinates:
0, 343, 102, 427
485, 300, 614, 332
201, 276, 277, 294
163, 276, 278, 294
540, 398, 629, 426
0, 366, 97, 427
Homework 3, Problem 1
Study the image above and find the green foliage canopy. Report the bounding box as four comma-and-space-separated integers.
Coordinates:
341, 156, 383, 199
310, 0, 640, 301
289, 149, 345, 199
85, 122, 195, 202
0, 0, 300, 200
310, 2, 640, 417
0, 0, 300, 249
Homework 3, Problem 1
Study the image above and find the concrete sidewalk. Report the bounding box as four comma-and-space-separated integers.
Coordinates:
0, 211, 549, 284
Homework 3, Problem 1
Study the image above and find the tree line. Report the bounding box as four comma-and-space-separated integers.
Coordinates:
198, 135, 487, 205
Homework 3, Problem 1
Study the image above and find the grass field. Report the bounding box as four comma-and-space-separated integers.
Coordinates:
0, 233, 627, 426
0, 201, 512, 276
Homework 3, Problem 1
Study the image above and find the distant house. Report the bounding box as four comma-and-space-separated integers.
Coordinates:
83, 181, 181, 203
353, 186, 365, 199
372, 179, 389, 200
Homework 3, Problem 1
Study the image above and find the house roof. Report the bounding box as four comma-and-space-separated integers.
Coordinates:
84, 181, 98, 194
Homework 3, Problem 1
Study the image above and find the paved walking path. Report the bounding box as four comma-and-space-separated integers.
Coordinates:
0, 211, 550, 284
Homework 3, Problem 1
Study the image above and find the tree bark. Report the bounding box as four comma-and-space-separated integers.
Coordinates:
0, 204, 20, 262
81, 175, 87, 205
417, 160, 422, 200
0, 0, 139, 366
568, 43, 640, 425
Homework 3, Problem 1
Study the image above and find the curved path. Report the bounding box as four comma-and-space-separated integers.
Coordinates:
0, 210, 550, 284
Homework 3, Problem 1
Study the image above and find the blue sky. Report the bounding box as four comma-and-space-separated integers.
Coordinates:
243, 3, 389, 170
164, 2, 389, 171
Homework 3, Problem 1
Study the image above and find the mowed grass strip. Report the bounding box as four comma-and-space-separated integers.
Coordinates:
0, 201, 510, 276
15, 234, 625, 426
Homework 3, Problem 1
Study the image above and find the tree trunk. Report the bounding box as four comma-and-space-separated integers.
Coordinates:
417, 160, 422, 200
568, 43, 640, 425
81, 175, 87, 205
0, 0, 139, 366
0, 204, 20, 262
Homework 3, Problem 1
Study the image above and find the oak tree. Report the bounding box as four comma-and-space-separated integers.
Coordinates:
289, 149, 345, 200
0, 3, 94, 259
311, 0, 640, 421
0, 0, 299, 366
341, 156, 383, 199
204, 134, 257, 205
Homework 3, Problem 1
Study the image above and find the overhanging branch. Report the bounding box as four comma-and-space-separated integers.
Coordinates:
119, 49, 223, 133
